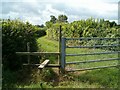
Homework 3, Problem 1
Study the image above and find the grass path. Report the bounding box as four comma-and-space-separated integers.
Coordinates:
37, 36, 59, 52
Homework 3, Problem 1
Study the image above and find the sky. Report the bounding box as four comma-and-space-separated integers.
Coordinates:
1, 0, 120, 25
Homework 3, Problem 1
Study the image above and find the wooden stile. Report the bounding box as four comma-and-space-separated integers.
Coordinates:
38, 60, 50, 69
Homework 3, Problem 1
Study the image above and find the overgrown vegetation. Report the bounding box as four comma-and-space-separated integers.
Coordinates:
46, 17, 119, 40
2, 15, 120, 88
46, 16, 120, 52
2, 19, 46, 88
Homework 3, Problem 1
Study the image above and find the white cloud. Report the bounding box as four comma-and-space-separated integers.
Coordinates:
1, 0, 119, 24
41, 4, 65, 17
23, 16, 42, 25
65, 0, 118, 18
2, 11, 19, 19
38, 4, 66, 24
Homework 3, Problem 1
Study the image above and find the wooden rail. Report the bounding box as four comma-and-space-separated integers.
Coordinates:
16, 52, 60, 55
23, 63, 60, 67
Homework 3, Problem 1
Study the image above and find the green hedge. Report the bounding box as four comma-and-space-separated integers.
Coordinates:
2, 19, 46, 70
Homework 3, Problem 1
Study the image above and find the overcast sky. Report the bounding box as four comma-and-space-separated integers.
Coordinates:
1, 0, 120, 25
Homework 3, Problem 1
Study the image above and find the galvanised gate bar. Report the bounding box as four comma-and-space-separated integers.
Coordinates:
60, 37, 120, 72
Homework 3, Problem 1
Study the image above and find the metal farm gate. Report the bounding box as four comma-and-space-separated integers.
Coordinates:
60, 37, 120, 72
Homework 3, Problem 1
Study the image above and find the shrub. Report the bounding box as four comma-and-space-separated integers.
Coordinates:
41, 68, 58, 82
2, 19, 46, 70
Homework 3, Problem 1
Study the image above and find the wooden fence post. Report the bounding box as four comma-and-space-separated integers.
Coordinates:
27, 42, 30, 64
59, 25, 62, 74
118, 38, 120, 89
61, 38, 66, 73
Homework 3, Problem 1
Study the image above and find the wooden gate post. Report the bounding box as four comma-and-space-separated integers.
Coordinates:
118, 37, 120, 90
27, 42, 30, 64
59, 25, 62, 74
60, 38, 66, 73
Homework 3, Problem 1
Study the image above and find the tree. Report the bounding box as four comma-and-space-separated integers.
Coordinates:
58, 15, 68, 22
50, 15, 57, 23
110, 21, 117, 27
36, 24, 44, 28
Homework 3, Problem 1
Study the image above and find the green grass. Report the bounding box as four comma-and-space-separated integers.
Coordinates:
75, 68, 119, 88
17, 82, 52, 88
17, 81, 101, 88
55, 81, 102, 88
37, 36, 59, 64
36, 36, 119, 88
37, 36, 59, 52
